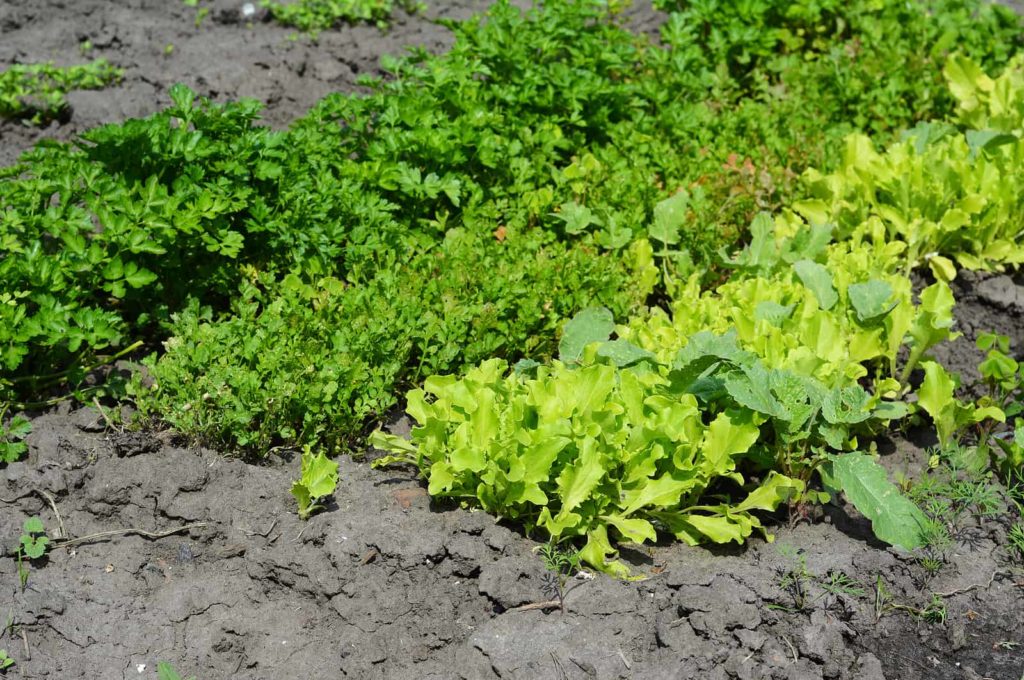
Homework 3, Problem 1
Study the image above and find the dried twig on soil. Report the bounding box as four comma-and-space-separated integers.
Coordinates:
240, 519, 277, 538
508, 599, 561, 612
20, 628, 30, 661
51, 522, 207, 549
782, 636, 798, 664
34, 489, 66, 540
0, 488, 67, 539
932, 570, 1010, 599
91, 397, 118, 432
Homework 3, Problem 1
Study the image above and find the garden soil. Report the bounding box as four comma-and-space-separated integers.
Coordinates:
2, 1, 1024, 678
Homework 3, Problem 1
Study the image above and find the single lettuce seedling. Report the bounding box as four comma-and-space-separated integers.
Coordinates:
0, 649, 14, 669
291, 447, 339, 520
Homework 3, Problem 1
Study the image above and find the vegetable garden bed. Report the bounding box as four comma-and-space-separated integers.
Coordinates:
2, 0, 1024, 678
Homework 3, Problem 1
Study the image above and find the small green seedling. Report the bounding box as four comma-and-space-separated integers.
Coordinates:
17, 516, 48, 590
536, 539, 583, 613
0, 649, 13, 670
291, 447, 339, 520
20, 517, 48, 559
157, 661, 195, 680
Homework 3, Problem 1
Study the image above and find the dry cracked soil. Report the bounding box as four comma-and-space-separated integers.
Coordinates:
2, 1, 1024, 678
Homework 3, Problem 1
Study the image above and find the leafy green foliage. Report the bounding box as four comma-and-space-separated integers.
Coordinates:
0, 649, 13, 670
0, 409, 30, 464
0, 84, 286, 405
371, 202, 980, 571
4, 0, 1020, 450
291, 447, 339, 520
264, 0, 422, 32
653, 0, 1021, 136
917, 361, 1003, 446
0, 59, 122, 124
970, 332, 1024, 482
946, 53, 1024, 133
801, 56, 1024, 278
371, 351, 805, 576
136, 233, 640, 453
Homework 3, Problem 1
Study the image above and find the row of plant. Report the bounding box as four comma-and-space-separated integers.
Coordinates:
372, 53, 1024, 575
0, 0, 1020, 457
263, 0, 425, 32
92, 1, 1024, 450
0, 59, 122, 124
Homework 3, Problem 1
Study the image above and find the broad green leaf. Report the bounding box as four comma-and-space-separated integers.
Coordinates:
123, 264, 158, 289
754, 301, 794, 327
673, 330, 752, 370
965, 130, 1017, 158
829, 453, 927, 550
620, 471, 700, 515
649, 190, 689, 245
539, 505, 583, 537
700, 410, 759, 475
369, 430, 418, 459
918, 361, 956, 444
558, 307, 615, 364
6, 417, 31, 440
290, 482, 314, 519
793, 260, 838, 310
927, 255, 957, 283
596, 339, 656, 367
579, 525, 635, 579
552, 201, 599, 235
677, 512, 749, 544
847, 280, 896, 322
733, 471, 803, 512
822, 386, 872, 425
723, 364, 789, 420
300, 450, 339, 499
554, 437, 604, 519
23, 516, 44, 534
734, 212, 777, 272
601, 514, 657, 544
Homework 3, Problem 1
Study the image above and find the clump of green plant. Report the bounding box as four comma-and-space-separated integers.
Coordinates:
1006, 482, 1024, 562
16, 517, 47, 590
135, 232, 641, 454
770, 546, 865, 613
0, 408, 30, 465
536, 539, 584, 613
971, 333, 1024, 481
909, 440, 1004, 574
873, 575, 948, 624
291, 447, 339, 520
4, 0, 1023, 460
0, 59, 122, 123
263, 0, 422, 33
